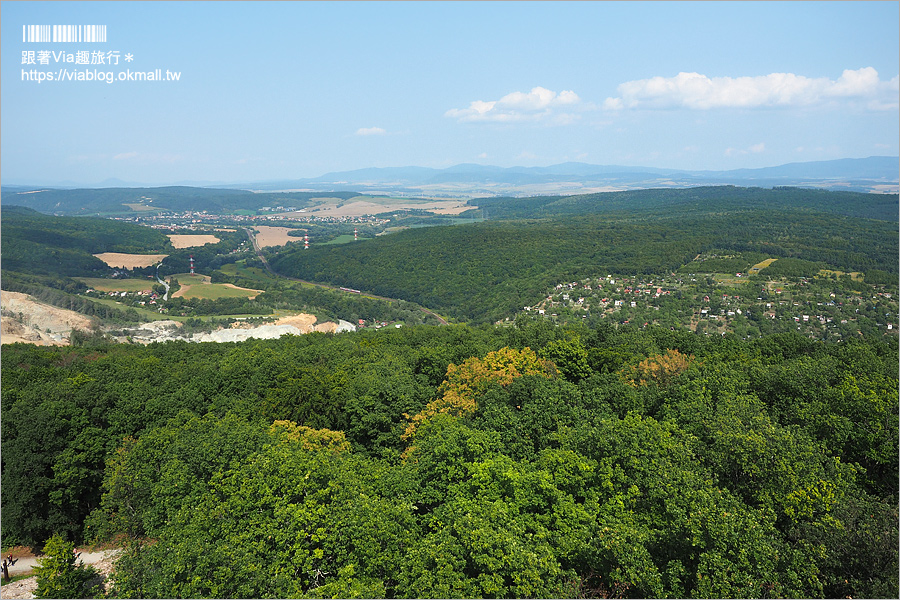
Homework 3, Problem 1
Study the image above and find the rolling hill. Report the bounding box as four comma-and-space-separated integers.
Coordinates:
1, 206, 173, 277
270, 186, 899, 323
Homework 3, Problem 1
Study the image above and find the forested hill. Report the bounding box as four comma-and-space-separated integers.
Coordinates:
466, 185, 899, 222
1, 206, 173, 277
2, 325, 897, 598
271, 187, 899, 323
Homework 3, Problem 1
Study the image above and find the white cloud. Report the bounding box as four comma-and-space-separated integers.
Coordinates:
446, 86, 581, 123
604, 68, 899, 110
109, 151, 183, 164
356, 127, 386, 136
725, 143, 767, 158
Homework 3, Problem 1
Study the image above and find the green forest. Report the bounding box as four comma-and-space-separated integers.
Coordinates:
1, 207, 173, 278
2, 323, 897, 598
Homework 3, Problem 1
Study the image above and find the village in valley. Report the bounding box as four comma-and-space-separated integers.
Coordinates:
519, 265, 898, 341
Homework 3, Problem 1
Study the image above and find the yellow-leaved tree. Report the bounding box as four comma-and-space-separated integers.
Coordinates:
268, 420, 351, 453
625, 348, 698, 387
402, 347, 556, 455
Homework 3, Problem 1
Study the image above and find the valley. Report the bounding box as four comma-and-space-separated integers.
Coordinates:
1, 182, 897, 600
2, 185, 898, 346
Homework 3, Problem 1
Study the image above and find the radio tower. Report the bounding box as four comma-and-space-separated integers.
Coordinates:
304, 233, 309, 250
354, 227, 358, 241
189, 255, 195, 275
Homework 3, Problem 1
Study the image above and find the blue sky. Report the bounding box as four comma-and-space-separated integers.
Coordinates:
2, 1, 898, 185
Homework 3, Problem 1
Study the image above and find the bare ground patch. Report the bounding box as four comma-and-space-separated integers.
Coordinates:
1, 291, 95, 345
274, 313, 317, 333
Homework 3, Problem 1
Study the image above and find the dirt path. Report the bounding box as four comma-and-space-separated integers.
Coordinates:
2, 548, 122, 599
5, 549, 120, 577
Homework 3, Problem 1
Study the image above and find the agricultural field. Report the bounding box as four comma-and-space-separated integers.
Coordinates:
167, 234, 221, 248
279, 195, 471, 218
84, 296, 174, 321
251, 226, 303, 248
93, 252, 168, 269
169, 274, 263, 300
176, 284, 264, 300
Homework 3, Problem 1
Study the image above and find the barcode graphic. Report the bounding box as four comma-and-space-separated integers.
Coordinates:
23, 25, 107, 43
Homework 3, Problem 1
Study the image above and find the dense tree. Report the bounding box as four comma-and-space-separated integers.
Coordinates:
2, 321, 896, 598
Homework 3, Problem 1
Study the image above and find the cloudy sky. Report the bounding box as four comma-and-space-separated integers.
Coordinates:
2, 1, 897, 185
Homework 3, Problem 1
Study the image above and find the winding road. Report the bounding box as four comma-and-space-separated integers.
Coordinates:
243, 228, 449, 325
155, 263, 170, 301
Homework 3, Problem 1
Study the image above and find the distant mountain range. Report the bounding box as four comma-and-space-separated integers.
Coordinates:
4, 156, 897, 197
225, 156, 898, 195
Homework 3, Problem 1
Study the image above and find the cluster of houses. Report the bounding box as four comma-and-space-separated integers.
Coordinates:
356, 319, 402, 330
115, 210, 390, 229
519, 273, 897, 340
109, 210, 396, 254
524, 276, 676, 317
86, 288, 163, 307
